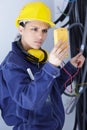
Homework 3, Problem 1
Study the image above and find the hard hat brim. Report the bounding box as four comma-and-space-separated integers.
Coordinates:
16, 18, 55, 28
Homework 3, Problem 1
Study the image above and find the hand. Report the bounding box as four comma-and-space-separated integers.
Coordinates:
70, 52, 85, 68
48, 40, 69, 66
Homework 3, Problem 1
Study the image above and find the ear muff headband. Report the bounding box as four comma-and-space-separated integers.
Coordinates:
16, 40, 48, 63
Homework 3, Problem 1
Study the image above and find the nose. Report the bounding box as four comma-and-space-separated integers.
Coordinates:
37, 31, 43, 40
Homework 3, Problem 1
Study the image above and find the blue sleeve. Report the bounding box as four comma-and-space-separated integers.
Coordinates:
2, 62, 60, 110
56, 61, 78, 94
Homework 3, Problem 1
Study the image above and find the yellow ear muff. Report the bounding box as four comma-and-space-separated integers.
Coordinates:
16, 40, 48, 63
27, 49, 48, 63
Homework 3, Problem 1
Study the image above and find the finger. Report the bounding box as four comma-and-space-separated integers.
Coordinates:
77, 56, 85, 68
57, 44, 69, 55
77, 61, 83, 68
55, 42, 68, 54
52, 41, 68, 57
53, 40, 62, 52
52, 41, 61, 53
58, 47, 69, 60
77, 55, 85, 63
56, 41, 68, 49
61, 43, 69, 52
75, 52, 82, 58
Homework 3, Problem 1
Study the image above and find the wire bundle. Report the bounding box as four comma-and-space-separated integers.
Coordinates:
69, 0, 87, 130
54, 0, 87, 129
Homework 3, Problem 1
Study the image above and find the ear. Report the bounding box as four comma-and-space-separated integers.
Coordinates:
18, 25, 24, 35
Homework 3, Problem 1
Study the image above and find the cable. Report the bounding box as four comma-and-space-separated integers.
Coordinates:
68, 22, 84, 30
54, 3, 69, 24
54, 0, 87, 129
80, 7, 87, 53
54, 1, 75, 24
65, 0, 87, 129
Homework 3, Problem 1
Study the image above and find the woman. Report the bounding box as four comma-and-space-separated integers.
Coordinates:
0, 1, 85, 130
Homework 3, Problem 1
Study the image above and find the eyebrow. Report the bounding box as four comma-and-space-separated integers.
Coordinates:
30, 25, 49, 29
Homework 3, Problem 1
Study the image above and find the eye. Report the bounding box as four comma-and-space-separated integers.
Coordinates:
42, 29, 48, 33
31, 27, 38, 31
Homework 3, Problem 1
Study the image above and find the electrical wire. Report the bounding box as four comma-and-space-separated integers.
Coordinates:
54, 0, 87, 129
80, 7, 87, 53
54, 1, 75, 24
69, 0, 87, 129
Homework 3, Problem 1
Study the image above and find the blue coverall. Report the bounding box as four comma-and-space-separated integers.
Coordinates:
0, 40, 77, 130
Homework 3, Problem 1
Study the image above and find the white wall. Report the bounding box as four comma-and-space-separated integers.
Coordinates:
0, 0, 75, 130
0, 1, 28, 62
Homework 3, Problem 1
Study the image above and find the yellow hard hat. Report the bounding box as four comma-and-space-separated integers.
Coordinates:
15, 1, 55, 28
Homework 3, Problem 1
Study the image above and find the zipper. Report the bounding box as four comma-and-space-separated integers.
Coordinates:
37, 62, 40, 68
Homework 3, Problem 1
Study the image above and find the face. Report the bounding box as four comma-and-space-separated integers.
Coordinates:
18, 20, 49, 50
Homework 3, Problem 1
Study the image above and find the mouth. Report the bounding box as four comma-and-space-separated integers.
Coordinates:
35, 41, 43, 46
